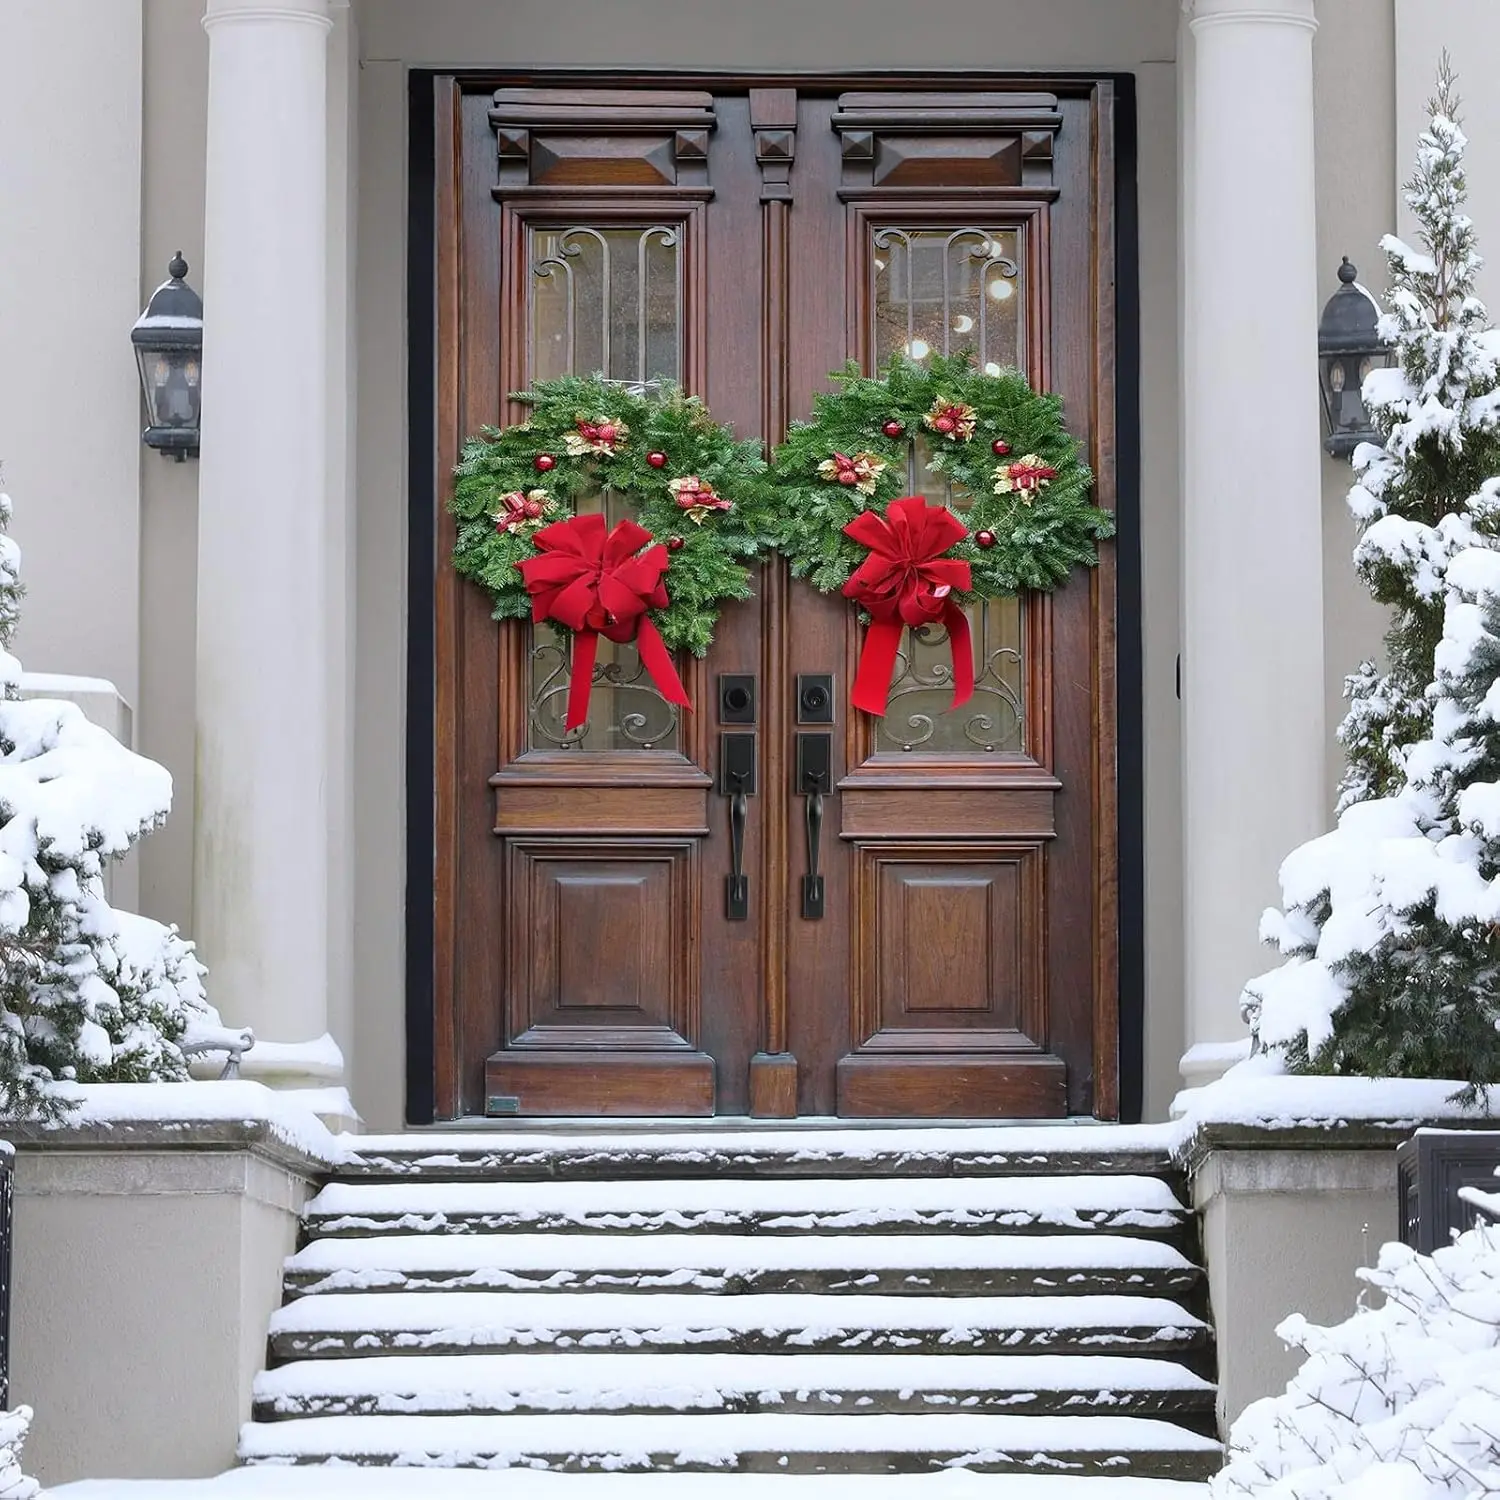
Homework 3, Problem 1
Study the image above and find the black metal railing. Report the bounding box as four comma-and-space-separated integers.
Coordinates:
1397, 1130, 1500, 1254
0, 1146, 12, 1409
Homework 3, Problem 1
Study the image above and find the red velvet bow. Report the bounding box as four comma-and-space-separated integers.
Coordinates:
516, 513, 691, 732
842, 496, 974, 717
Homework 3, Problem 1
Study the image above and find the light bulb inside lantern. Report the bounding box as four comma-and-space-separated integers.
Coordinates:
987, 278, 1015, 302
905, 339, 931, 360
952, 314, 975, 334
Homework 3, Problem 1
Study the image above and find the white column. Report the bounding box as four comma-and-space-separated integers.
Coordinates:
1181, 0, 1325, 1081
196, 0, 341, 1087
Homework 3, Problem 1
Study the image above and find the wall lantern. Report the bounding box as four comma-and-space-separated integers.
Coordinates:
131, 252, 203, 461
1317, 256, 1390, 461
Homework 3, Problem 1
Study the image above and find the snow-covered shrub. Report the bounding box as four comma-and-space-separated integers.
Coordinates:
1244, 64, 1500, 1092
1214, 1185, 1500, 1500
0, 490, 221, 1119
0, 1406, 37, 1500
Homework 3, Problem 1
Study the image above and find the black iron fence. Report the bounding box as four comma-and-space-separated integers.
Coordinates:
0, 1146, 11, 1409
1398, 1129, 1500, 1254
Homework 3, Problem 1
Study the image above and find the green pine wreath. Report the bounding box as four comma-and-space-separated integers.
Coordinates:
770, 352, 1112, 596
451, 375, 775, 655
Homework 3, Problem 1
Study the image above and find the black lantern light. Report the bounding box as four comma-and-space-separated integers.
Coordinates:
131, 252, 203, 461
1317, 256, 1390, 461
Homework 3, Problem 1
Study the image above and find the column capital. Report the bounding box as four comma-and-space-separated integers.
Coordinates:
1185, 0, 1316, 32
203, 0, 332, 33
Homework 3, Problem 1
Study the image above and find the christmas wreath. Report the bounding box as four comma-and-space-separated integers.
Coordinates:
451, 375, 774, 728
770, 353, 1112, 714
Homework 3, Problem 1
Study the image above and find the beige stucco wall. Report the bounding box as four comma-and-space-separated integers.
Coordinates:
1194, 1145, 1399, 1430
138, 0, 209, 935
1316, 0, 1397, 811
11, 1142, 316, 1485
0, 0, 143, 710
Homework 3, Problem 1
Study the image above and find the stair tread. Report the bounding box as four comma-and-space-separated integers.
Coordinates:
271, 1289, 1207, 1338
305, 1175, 1188, 1237
287, 1231, 1197, 1278
344, 1125, 1182, 1180
255, 1350, 1216, 1408
239, 1409, 1224, 1460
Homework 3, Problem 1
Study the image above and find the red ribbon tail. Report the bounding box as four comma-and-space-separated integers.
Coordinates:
566, 630, 599, 731
851, 619, 905, 717
944, 601, 975, 711
634, 618, 692, 711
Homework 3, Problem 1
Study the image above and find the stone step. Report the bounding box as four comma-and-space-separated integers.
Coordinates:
237, 1410, 1223, 1479
267, 1290, 1210, 1362
304, 1175, 1191, 1241
343, 1126, 1183, 1182
252, 1350, 1217, 1422
283, 1231, 1201, 1300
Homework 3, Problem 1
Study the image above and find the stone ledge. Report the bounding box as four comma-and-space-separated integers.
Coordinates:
2, 1116, 332, 1184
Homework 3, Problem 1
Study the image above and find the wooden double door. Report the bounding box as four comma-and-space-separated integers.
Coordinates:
431, 75, 1119, 1120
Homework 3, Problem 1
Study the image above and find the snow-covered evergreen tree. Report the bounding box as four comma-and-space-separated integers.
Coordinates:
1214, 1183, 1500, 1499
0, 490, 223, 1120
1243, 65, 1500, 1091
1338, 58, 1500, 811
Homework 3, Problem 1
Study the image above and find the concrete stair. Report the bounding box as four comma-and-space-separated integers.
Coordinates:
240, 1129, 1221, 1479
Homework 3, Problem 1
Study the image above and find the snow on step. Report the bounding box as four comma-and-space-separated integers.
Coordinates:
304, 1174, 1188, 1237
284, 1231, 1199, 1297
253, 1350, 1216, 1420
268, 1290, 1207, 1359
344, 1123, 1184, 1180
238, 1409, 1222, 1477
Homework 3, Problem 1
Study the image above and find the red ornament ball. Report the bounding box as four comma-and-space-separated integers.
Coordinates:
534, 454, 556, 472
933, 415, 956, 434
836, 469, 859, 485
975, 530, 996, 548
666, 536, 685, 552
991, 439, 1011, 456
882, 420, 905, 438
647, 450, 669, 468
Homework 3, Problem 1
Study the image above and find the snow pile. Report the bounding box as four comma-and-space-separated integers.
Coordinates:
1213, 1184, 1500, 1500
0, 1406, 38, 1500
0, 492, 227, 1119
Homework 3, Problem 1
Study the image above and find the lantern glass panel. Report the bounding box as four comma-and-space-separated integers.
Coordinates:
136, 346, 201, 432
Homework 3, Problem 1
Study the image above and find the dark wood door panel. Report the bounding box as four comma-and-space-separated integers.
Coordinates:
433, 76, 1118, 1122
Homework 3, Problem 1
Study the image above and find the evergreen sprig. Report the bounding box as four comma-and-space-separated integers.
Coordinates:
769, 353, 1111, 598
450, 376, 776, 656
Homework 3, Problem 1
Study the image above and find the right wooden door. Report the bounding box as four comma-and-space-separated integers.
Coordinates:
768, 86, 1119, 1120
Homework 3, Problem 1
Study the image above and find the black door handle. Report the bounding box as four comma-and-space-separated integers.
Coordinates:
720, 732, 756, 921
796, 732, 832, 920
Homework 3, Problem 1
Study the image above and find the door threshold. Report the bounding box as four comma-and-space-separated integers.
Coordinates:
401, 1116, 1114, 1134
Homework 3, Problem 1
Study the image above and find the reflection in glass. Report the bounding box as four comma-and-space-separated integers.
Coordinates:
530, 226, 681, 385
872, 227, 1023, 373
524, 224, 685, 751
866, 231, 1030, 751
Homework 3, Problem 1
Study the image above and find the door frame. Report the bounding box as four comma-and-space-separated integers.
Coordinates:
402, 67, 1146, 1125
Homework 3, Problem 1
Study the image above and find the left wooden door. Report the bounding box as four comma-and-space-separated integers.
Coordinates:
432, 81, 774, 1117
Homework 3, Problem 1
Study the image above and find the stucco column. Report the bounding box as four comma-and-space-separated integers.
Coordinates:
1181, 0, 1325, 1081
195, 0, 340, 1085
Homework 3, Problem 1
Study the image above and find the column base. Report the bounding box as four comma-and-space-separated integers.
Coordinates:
1179, 1038, 1253, 1091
